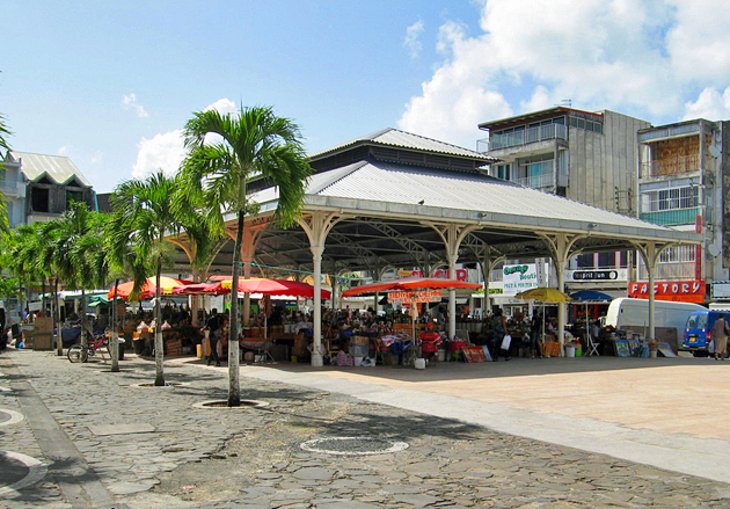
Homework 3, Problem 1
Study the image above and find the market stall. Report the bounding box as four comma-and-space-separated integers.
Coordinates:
342, 277, 481, 367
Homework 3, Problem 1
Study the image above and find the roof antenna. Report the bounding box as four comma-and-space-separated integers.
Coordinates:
559, 99, 572, 108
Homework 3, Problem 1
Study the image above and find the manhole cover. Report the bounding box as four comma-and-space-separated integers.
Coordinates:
0, 450, 47, 497
300, 437, 409, 456
0, 409, 24, 428
192, 399, 269, 409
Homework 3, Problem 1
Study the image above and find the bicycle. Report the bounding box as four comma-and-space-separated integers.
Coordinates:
67, 331, 110, 363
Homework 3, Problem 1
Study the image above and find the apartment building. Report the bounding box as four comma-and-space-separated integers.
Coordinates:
1, 151, 96, 226
634, 119, 729, 304
477, 107, 649, 301
0, 153, 25, 228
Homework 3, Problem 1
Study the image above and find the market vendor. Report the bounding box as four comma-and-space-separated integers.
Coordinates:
418, 322, 441, 361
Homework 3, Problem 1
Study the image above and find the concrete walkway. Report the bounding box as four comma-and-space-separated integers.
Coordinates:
225, 355, 730, 484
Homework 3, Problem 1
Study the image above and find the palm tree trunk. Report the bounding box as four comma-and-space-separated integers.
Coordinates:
154, 253, 165, 386
41, 280, 46, 317
80, 289, 87, 347
227, 210, 244, 407
53, 278, 62, 356
110, 278, 120, 372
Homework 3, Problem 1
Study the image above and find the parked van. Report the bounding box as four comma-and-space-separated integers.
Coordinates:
605, 298, 706, 351
681, 309, 730, 357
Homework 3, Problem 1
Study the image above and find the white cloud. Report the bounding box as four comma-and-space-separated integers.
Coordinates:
57, 145, 71, 157
122, 93, 149, 118
132, 129, 185, 179
399, 0, 730, 148
683, 87, 730, 120
404, 20, 425, 59
204, 97, 237, 115
130, 97, 238, 179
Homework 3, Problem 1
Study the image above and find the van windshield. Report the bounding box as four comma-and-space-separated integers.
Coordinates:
698, 314, 708, 329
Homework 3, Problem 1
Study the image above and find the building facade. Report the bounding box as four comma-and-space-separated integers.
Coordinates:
635, 119, 729, 303
2, 151, 96, 225
0, 153, 25, 228
477, 107, 650, 301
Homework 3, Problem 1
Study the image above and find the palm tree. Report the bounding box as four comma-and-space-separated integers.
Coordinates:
73, 212, 122, 369
112, 172, 181, 386
0, 113, 12, 234
106, 207, 151, 372
53, 202, 101, 347
179, 105, 311, 406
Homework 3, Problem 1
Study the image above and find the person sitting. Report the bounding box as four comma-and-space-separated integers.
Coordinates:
418, 322, 442, 361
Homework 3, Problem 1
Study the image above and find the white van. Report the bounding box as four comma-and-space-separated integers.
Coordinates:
605, 297, 705, 350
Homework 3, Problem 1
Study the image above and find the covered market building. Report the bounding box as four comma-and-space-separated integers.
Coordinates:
168, 128, 701, 366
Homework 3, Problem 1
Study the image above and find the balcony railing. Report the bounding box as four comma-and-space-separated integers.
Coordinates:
516, 172, 554, 190
639, 207, 700, 226
485, 123, 568, 151
640, 155, 703, 178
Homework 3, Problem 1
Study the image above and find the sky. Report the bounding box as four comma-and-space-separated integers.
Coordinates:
3, 0, 730, 193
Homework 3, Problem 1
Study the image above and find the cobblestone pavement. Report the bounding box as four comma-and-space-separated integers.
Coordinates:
0, 349, 729, 508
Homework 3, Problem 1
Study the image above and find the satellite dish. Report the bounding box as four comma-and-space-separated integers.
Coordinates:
709, 244, 721, 257
710, 145, 722, 158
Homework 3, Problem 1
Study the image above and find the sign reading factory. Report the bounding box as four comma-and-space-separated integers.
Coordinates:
628, 280, 706, 303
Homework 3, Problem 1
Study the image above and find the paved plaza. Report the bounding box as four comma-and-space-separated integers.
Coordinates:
0, 349, 729, 508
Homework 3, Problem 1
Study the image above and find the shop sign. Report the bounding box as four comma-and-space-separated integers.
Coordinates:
566, 269, 627, 282
628, 280, 706, 302
502, 263, 547, 296
712, 282, 730, 300
389, 290, 442, 304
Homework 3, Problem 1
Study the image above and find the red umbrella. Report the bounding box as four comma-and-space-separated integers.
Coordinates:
225, 278, 331, 299
187, 277, 330, 299
108, 276, 186, 301
342, 276, 481, 297
172, 282, 227, 296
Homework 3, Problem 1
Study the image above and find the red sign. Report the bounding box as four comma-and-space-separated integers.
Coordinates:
628, 280, 706, 304
390, 290, 442, 304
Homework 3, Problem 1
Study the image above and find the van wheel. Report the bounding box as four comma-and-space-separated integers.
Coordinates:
693, 350, 709, 358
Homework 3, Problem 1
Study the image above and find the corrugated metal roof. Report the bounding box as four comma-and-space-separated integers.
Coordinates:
11, 151, 92, 187
308, 128, 489, 161
248, 159, 690, 237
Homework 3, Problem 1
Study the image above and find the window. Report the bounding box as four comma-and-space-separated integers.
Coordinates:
658, 245, 695, 264
569, 115, 603, 134
642, 186, 699, 212
576, 253, 594, 268
31, 187, 50, 212
493, 164, 511, 181
597, 252, 614, 268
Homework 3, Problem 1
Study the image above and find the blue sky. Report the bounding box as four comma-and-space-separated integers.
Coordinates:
3, 1, 730, 193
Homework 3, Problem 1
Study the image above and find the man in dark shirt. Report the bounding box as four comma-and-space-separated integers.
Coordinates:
206, 308, 223, 366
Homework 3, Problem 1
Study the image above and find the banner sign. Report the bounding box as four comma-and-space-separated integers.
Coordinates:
389, 290, 442, 304
628, 280, 706, 303
502, 263, 547, 295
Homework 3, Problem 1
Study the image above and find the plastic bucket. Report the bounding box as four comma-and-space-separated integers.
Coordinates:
414, 358, 426, 369
565, 344, 576, 358
353, 356, 363, 366
438, 349, 446, 362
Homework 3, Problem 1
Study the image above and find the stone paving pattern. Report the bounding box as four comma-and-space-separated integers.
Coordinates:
0, 350, 729, 508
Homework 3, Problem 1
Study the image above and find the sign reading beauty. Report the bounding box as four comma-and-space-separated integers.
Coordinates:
389, 290, 442, 304
628, 280, 706, 303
